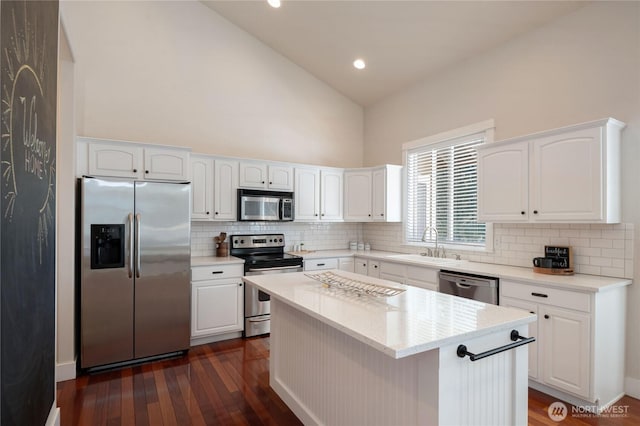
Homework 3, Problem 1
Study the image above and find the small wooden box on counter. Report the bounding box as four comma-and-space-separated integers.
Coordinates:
533, 245, 574, 275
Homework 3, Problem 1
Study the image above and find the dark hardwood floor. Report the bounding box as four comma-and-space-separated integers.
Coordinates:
58, 336, 640, 425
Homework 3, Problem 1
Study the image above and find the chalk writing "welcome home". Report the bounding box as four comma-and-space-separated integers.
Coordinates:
21, 95, 51, 180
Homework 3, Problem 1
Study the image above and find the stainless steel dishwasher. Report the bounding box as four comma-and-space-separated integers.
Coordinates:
438, 270, 499, 304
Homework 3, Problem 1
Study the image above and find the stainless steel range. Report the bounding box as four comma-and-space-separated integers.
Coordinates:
230, 234, 303, 337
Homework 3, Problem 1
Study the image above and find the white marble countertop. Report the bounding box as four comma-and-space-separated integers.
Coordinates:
244, 270, 535, 359
191, 255, 244, 267
287, 249, 631, 293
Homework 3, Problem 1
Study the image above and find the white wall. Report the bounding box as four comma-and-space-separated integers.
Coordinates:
60, 0, 363, 168
363, 2, 640, 389
56, 21, 76, 381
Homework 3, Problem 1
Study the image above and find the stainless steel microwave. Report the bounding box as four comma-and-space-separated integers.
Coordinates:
237, 189, 294, 221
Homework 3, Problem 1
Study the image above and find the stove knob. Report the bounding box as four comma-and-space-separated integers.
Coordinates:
279, 238, 283, 242
240, 239, 245, 244
269, 239, 273, 242
234, 239, 238, 244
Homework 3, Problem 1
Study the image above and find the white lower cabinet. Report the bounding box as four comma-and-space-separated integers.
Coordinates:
304, 257, 354, 272
191, 264, 244, 343
379, 261, 439, 292
500, 279, 626, 407
338, 257, 354, 272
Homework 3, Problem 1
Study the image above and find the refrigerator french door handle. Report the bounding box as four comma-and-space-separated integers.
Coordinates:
136, 213, 142, 278
128, 213, 134, 278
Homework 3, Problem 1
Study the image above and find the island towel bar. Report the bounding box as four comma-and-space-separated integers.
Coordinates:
457, 330, 535, 362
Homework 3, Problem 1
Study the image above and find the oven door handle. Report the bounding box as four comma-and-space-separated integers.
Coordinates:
247, 266, 302, 272
247, 317, 271, 323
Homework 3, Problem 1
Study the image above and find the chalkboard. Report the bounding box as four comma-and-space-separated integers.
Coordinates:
544, 245, 572, 269
0, 1, 58, 425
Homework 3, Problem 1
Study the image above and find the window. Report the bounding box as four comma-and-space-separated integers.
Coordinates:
403, 121, 494, 249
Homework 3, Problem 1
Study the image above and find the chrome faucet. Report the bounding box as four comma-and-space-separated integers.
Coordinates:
421, 226, 441, 257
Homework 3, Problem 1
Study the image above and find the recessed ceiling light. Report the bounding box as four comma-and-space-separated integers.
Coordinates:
268, 0, 281, 8
353, 59, 366, 70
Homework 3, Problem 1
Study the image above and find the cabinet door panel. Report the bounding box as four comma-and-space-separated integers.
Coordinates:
541, 306, 591, 398
191, 280, 243, 337
269, 165, 294, 191
191, 156, 213, 220
372, 168, 386, 220
344, 171, 372, 221
88, 143, 143, 179
214, 160, 239, 220
321, 170, 343, 221
144, 148, 190, 181
531, 127, 602, 221
295, 168, 320, 221
477, 142, 528, 221
239, 163, 267, 188
338, 258, 354, 273
354, 259, 368, 275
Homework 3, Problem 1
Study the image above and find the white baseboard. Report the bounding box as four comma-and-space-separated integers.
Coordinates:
625, 376, 640, 399
56, 359, 76, 382
46, 403, 60, 426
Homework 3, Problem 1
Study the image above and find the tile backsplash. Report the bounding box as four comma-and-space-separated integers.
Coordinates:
191, 221, 361, 256
192, 221, 634, 279
363, 222, 634, 279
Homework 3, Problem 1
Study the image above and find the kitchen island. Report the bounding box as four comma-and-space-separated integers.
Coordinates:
244, 270, 536, 426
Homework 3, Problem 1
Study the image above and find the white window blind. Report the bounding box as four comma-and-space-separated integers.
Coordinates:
405, 133, 485, 246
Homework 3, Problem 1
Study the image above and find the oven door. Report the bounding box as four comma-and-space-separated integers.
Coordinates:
244, 265, 302, 337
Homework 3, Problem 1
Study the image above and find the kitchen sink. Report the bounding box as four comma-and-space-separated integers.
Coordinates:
386, 254, 466, 266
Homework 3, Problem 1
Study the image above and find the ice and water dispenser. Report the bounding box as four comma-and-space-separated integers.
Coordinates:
90, 224, 125, 269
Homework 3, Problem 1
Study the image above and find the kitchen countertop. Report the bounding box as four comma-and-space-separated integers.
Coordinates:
244, 270, 535, 359
191, 249, 631, 293
191, 255, 244, 267
288, 249, 631, 293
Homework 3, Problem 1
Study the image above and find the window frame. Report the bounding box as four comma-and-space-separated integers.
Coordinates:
402, 120, 495, 253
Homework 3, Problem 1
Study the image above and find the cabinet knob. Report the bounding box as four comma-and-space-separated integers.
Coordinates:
381, 213, 384, 216
262, 181, 265, 184
544, 314, 550, 319
133, 168, 137, 173
145, 170, 149, 174
530, 311, 535, 314
315, 213, 318, 216
215, 212, 219, 215
533, 210, 538, 214
206, 211, 210, 215
269, 181, 273, 184
239, 283, 243, 287
321, 213, 325, 216
521, 211, 525, 215
368, 214, 371, 217
374, 265, 378, 269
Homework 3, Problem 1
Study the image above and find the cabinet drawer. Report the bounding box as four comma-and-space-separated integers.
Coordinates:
305, 258, 339, 271
501, 281, 591, 312
191, 264, 243, 281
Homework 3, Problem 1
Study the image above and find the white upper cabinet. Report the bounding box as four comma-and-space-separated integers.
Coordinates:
344, 170, 372, 221
213, 159, 239, 221
478, 141, 529, 221
190, 156, 237, 221
344, 165, 402, 222
320, 169, 343, 221
477, 118, 625, 223
190, 155, 214, 220
143, 147, 190, 181
239, 162, 293, 191
295, 167, 321, 221
88, 142, 144, 179
372, 165, 402, 222
83, 138, 190, 181
294, 167, 343, 222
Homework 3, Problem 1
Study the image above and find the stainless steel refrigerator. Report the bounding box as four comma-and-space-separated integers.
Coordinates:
78, 177, 191, 369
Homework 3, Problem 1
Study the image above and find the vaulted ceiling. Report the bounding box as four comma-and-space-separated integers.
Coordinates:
203, 1, 586, 106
